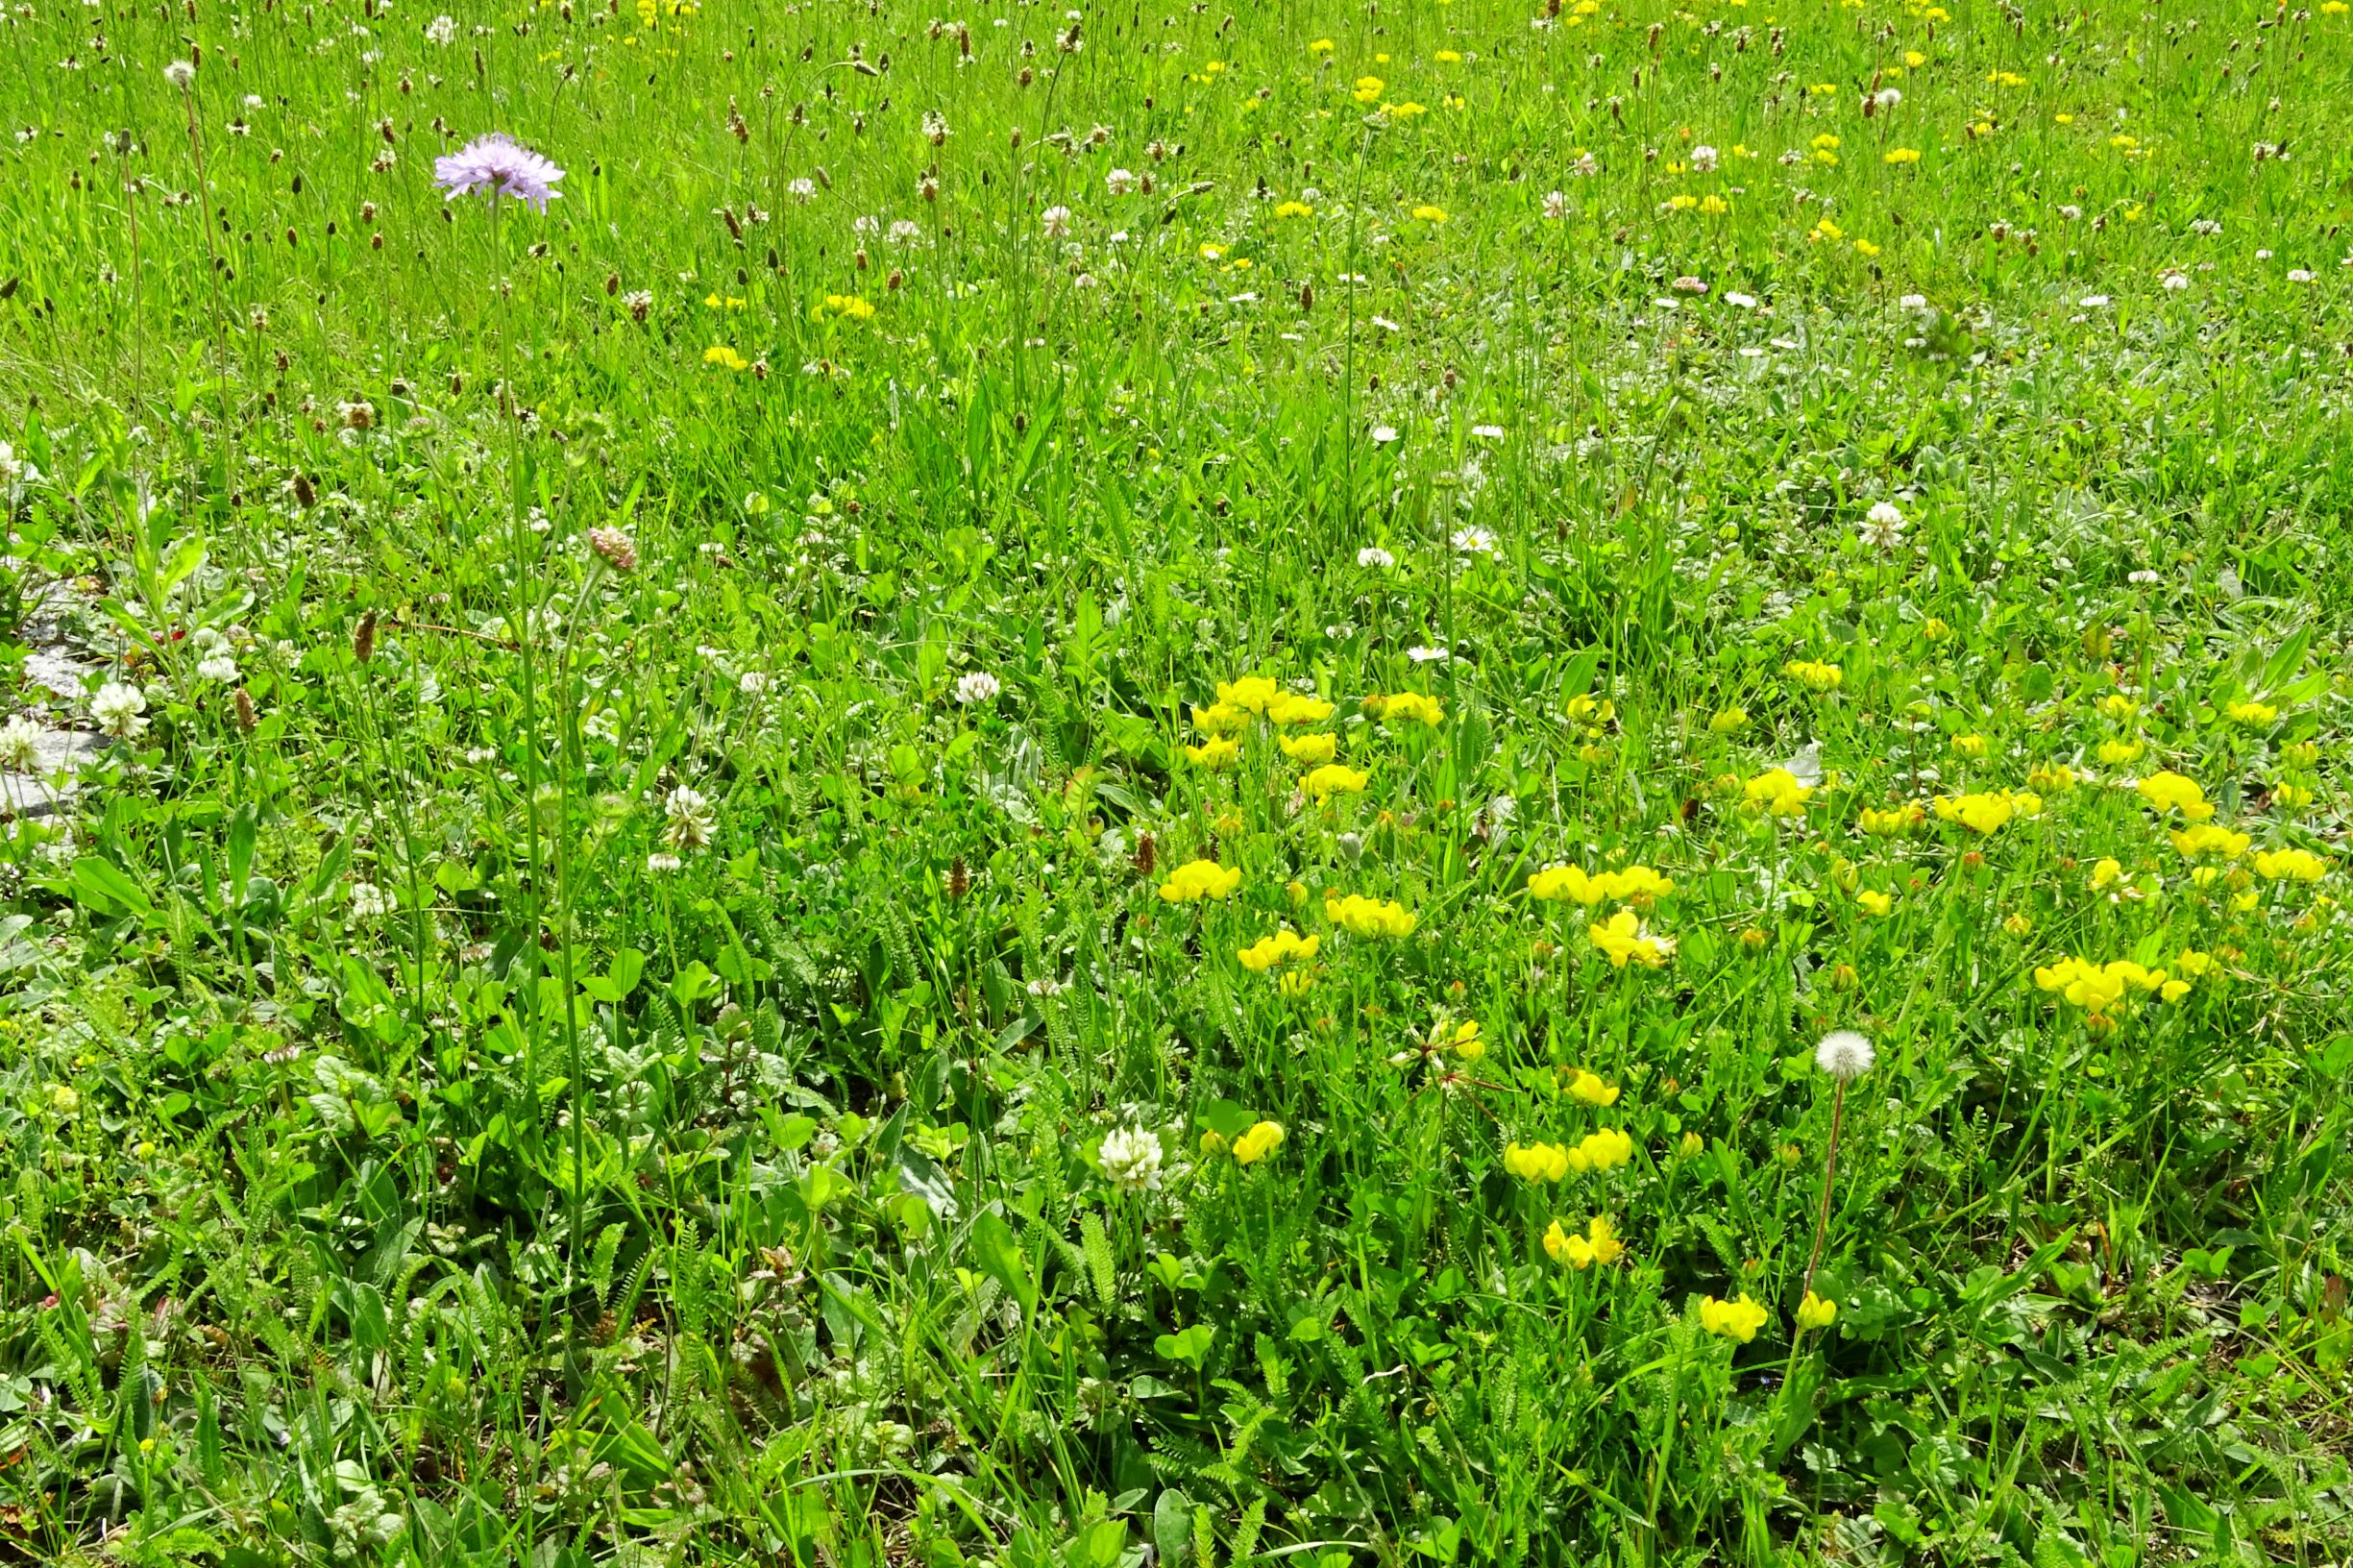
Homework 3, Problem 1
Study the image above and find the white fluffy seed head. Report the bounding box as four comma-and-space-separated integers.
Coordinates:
163, 61, 196, 88
1815, 1030, 1875, 1081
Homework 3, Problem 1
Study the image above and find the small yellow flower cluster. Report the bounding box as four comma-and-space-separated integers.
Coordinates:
2170, 823, 2250, 861
1303, 764, 1370, 801
1159, 860, 1241, 903
1369, 692, 1446, 726
1932, 789, 2041, 834
1565, 1068, 1618, 1106
1503, 1127, 1633, 1182
1325, 894, 1417, 938
1238, 929, 1319, 971
2138, 771, 2216, 821
1589, 910, 1674, 968
1187, 735, 1240, 769
2033, 956, 2193, 1010
1858, 803, 1923, 836
1528, 863, 1675, 905
1231, 1120, 1285, 1164
2254, 847, 2327, 882
1745, 768, 1814, 817
1785, 659, 1843, 693
1543, 1215, 1625, 1268
1796, 1290, 1838, 1330
1700, 1293, 1770, 1341
1189, 676, 1337, 768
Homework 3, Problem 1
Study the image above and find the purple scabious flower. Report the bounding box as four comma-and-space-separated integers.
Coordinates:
432, 134, 564, 211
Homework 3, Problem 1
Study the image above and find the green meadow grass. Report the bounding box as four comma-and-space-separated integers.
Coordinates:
2, 0, 2352, 1561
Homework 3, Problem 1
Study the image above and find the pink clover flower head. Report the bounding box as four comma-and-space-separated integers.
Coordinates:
433, 134, 564, 211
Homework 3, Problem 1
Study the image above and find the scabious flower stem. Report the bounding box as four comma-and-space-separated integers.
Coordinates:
482, 195, 564, 1282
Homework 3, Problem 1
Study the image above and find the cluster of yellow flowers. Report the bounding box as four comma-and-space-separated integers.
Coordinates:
1159, 860, 1241, 903
1700, 1293, 1771, 1341
1188, 676, 1337, 769
1503, 1127, 1634, 1181
1564, 1068, 1619, 1106
2255, 847, 2328, 882
1280, 732, 1336, 765
1205, 1120, 1287, 1164
1784, 659, 1843, 693
1325, 894, 1417, 938
1588, 910, 1676, 968
1543, 1215, 1625, 1269
2171, 823, 2251, 861
1367, 692, 1445, 726
2032, 951, 2214, 1011
1303, 764, 1370, 801
1858, 802, 1925, 836
2138, 771, 2216, 821
1932, 789, 2042, 834
1744, 768, 1815, 817
1231, 1120, 1285, 1164
1237, 928, 1318, 971
1528, 863, 1675, 905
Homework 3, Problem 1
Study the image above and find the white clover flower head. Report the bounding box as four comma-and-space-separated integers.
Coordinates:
350, 881, 392, 919
1107, 167, 1138, 195
0, 715, 42, 772
1723, 290, 1756, 308
1862, 501, 1905, 550
1370, 424, 1399, 444
1542, 189, 1568, 219
646, 851, 683, 874
163, 60, 196, 87
1042, 205, 1072, 236
197, 655, 240, 683
1815, 1029, 1875, 1081
1357, 546, 1395, 569
92, 681, 148, 740
1898, 292, 1927, 309
954, 671, 1002, 705
425, 13, 456, 44
1098, 1124, 1164, 1192
1688, 143, 1719, 172
663, 785, 716, 851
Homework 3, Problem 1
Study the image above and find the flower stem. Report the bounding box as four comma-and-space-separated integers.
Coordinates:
1801, 1078, 1845, 1302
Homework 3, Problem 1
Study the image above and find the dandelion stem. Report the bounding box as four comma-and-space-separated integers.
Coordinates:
1801, 1078, 1845, 1302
